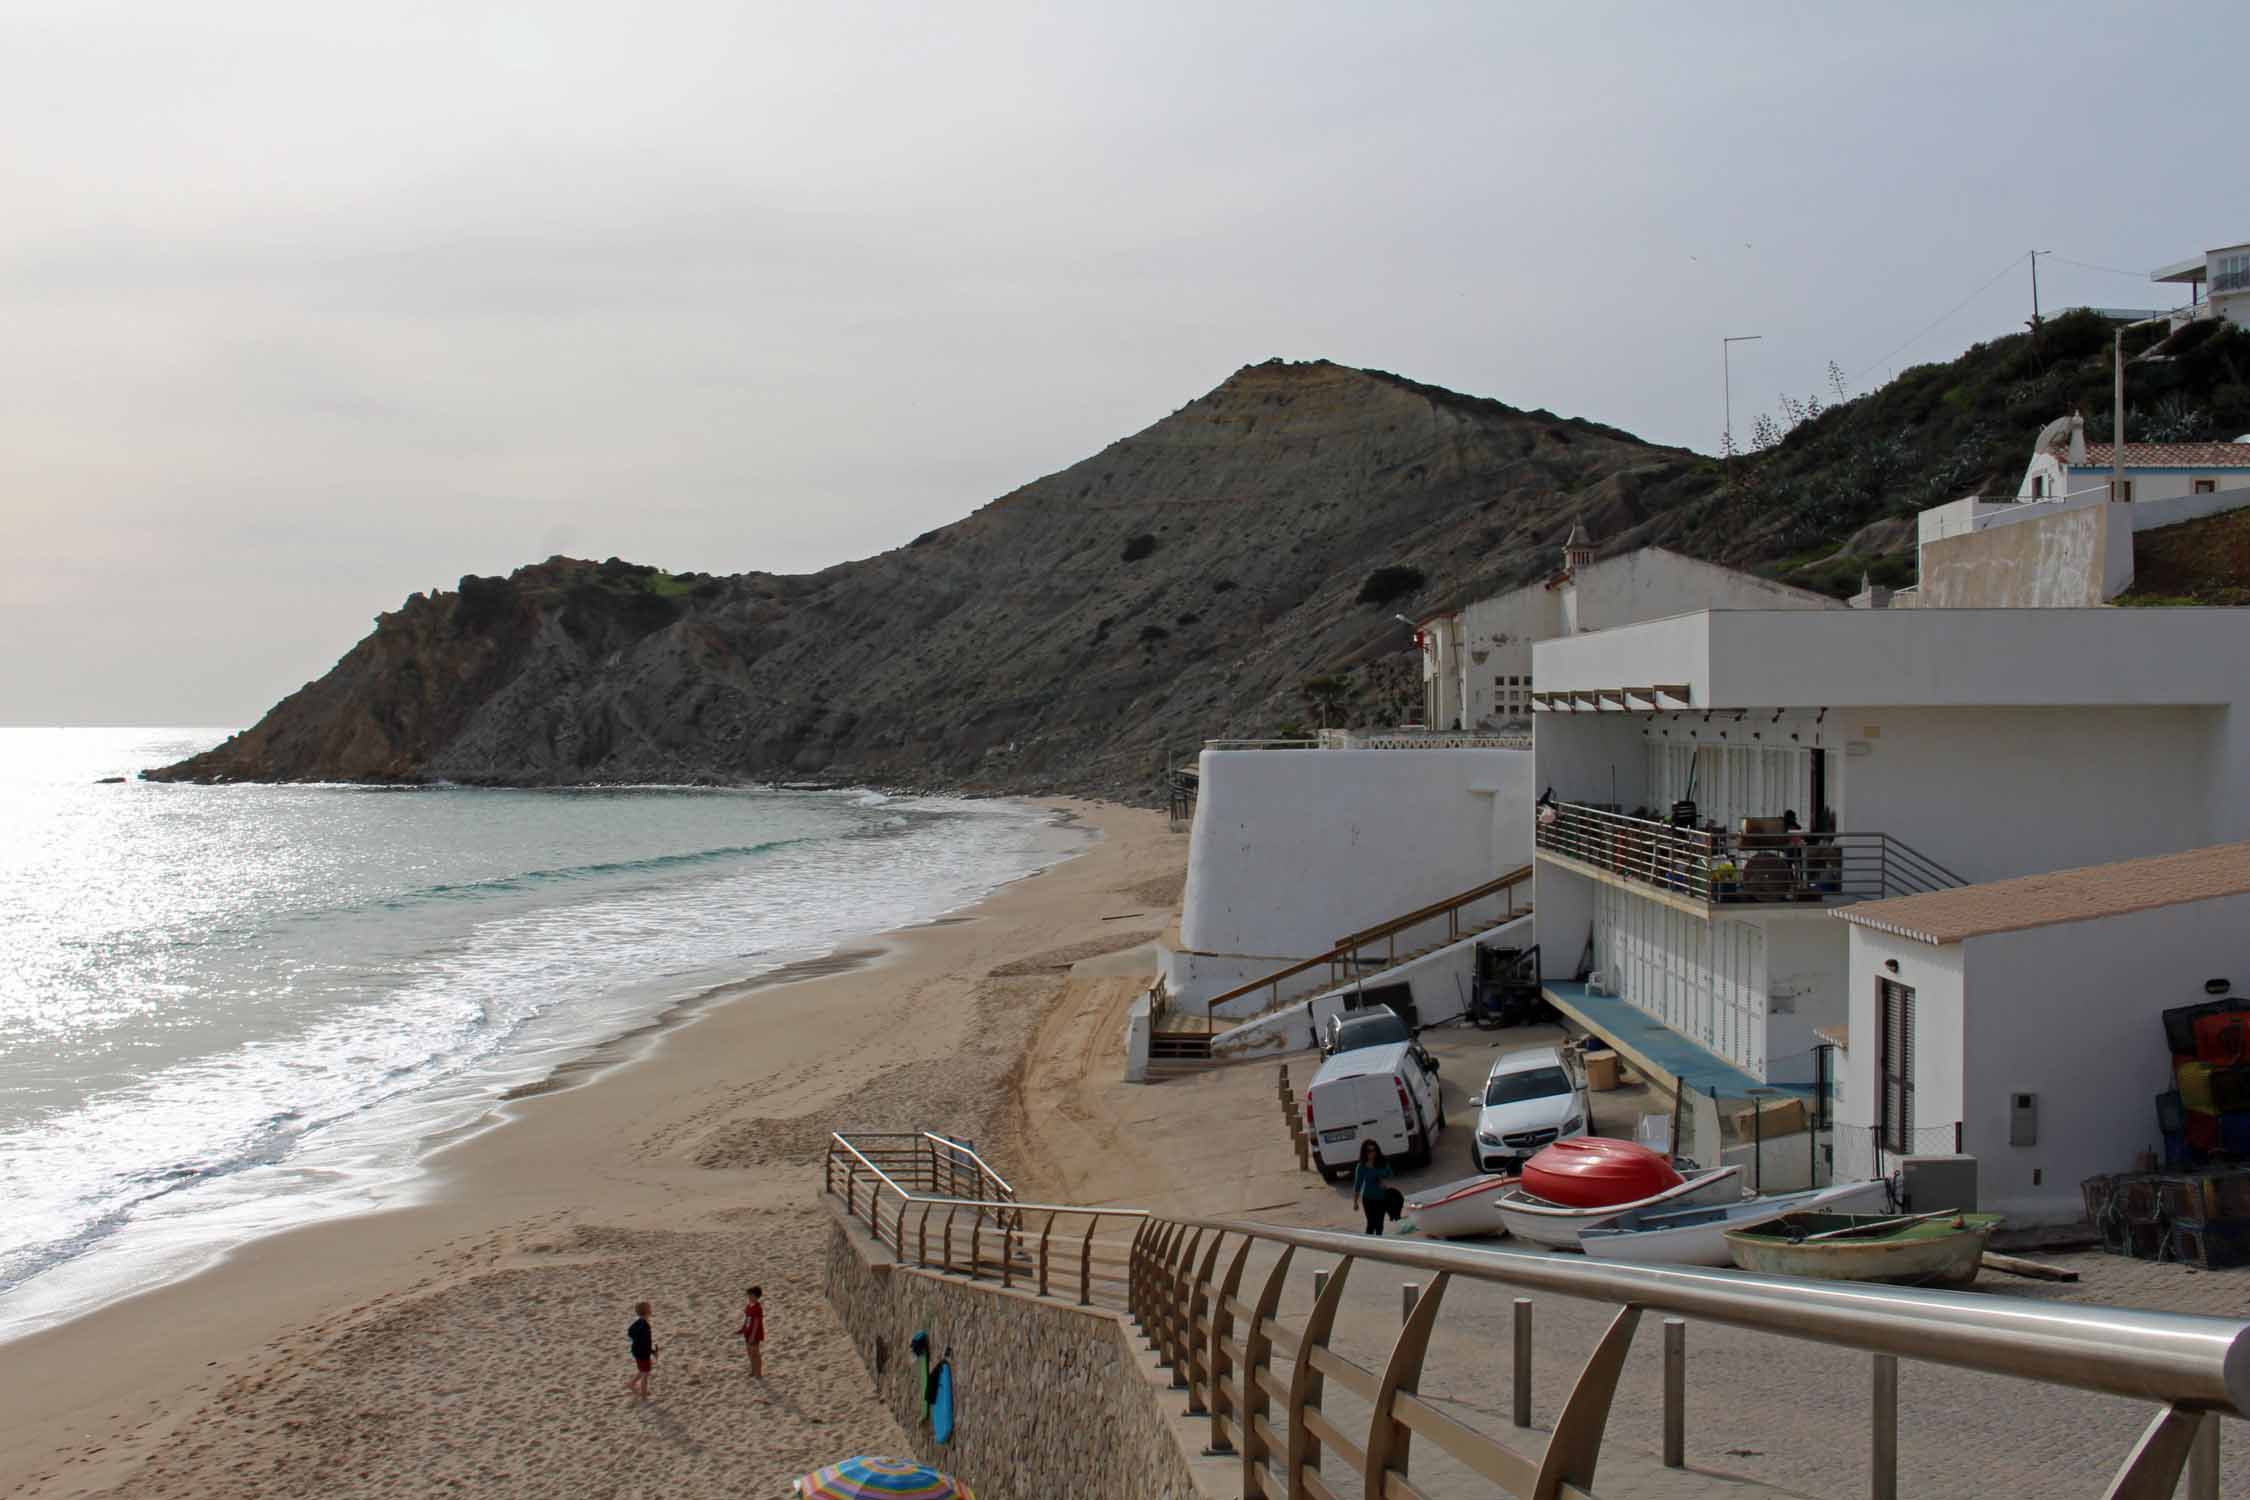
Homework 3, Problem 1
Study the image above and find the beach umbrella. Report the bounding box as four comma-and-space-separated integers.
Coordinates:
794, 1455, 973, 1500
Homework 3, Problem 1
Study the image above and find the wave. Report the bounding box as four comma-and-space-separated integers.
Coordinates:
402, 836, 821, 902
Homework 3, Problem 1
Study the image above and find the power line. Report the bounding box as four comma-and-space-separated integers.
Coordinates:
1848, 252, 2028, 387
2044, 252, 2154, 280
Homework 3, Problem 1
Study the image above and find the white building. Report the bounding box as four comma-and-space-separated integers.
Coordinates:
1908, 415, 2250, 608
1163, 745, 1533, 1016
1527, 607, 2250, 1125
1416, 529, 1843, 731
1835, 843, 2250, 1224
2153, 240, 2250, 331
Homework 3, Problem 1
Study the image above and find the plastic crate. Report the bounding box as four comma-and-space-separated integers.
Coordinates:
2179, 1062, 2217, 1113
2212, 1170, 2250, 1219
2186, 1109, 2223, 1155
2170, 1218, 2250, 1270
2215, 1069, 2250, 1114
2224, 1112, 2250, 1156
2081, 1173, 2118, 1225
2166, 999, 2248, 1058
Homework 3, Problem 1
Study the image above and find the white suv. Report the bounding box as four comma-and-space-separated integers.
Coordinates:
1472, 1046, 1589, 1174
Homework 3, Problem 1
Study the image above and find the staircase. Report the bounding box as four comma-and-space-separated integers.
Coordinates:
1147, 866, 1534, 1067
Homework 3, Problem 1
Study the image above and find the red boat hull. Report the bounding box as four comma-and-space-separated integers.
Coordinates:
1521, 1137, 1682, 1208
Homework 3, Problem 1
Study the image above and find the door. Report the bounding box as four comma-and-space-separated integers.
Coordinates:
1878, 979, 1916, 1155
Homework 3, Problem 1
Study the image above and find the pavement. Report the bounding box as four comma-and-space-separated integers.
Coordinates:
1110, 1018, 2248, 1500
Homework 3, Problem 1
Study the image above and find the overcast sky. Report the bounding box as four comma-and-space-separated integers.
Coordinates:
2, 1, 2230, 725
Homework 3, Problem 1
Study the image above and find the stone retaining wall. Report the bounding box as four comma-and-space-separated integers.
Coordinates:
822, 1202, 1203, 1500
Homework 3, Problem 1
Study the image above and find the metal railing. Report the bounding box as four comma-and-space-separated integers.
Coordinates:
822, 1130, 1018, 1209
1203, 738, 1322, 751
1128, 1215, 2247, 1499
1535, 803, 1964, 906
1199, 865, 1533, 1032
824, 1133, 1146, 1309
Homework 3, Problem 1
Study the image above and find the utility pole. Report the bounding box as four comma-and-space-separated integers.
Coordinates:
2112, 330, 2127, 502
2028, 249, 2052, 344
1723, 335, 1762, 485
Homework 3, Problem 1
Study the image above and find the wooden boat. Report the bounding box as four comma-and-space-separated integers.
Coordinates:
1495, 1165, 1743, 1249
1579, 1180, 1890, 1265
1521, 1136, 1680, 1207
1404, 1172, 1519, 1239
1724, 1210, 2004, 1288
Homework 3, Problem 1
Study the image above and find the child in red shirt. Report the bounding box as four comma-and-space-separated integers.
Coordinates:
740, 1286, 765, 1377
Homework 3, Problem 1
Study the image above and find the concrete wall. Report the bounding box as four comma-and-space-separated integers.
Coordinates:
1532, 607, 2250, 715
1565, 548, 1846, 636
824, 1205, 1202, 1500
1827, 705, 2227, 884
1170, 747, 1531, 1008
1454, 587, 1556, 730
1845, 893, 2250, 1224
1916, 500, 2129, 607
2127, 480, 2250, 533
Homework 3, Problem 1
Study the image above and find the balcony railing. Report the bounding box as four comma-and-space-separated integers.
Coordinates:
1535, 802, 1963, 906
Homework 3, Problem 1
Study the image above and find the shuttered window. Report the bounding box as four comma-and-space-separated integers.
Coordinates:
1879, 979, 1915, 1154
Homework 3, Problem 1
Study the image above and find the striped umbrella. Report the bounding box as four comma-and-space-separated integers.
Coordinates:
794, 1456, 974, 1500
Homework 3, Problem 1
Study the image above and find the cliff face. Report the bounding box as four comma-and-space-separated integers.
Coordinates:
150, 359, 1704, 799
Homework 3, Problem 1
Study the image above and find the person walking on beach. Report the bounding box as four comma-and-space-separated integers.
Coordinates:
740, 1286, 765, 1377
1351, 1140, 1395, 1236
625, 1301, 657, 1400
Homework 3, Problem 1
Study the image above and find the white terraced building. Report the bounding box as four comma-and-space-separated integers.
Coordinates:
1413, 527, 1842, 733
1526, 607, 2250, 1166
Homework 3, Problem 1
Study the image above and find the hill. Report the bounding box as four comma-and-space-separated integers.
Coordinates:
150, 324, 2250, 800
150, 360, 1701, 798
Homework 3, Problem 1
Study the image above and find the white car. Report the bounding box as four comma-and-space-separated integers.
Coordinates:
1472, 1046, 1589, 1174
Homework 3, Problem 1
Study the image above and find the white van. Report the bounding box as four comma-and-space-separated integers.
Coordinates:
1304, 1040, 1444, 1180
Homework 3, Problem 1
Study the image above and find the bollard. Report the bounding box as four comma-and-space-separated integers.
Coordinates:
1872, 1353, 1898, 1500
2190, 1412, 2219, 1500
1512, 1298, 1533, 1428
1402, 1282, 1418, 1326
1313, 1267, 1330, 1308
1662, 1317, 1685, 1468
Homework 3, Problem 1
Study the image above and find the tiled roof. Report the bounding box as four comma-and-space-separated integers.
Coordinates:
2054, 440, 2250, 468
1835, 841, 2250, 946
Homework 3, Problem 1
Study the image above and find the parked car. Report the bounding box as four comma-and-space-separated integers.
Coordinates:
1322, 1006, 1438, 1077
1304, 1040, 1444, 1180
1471, 1045, 1589, 1174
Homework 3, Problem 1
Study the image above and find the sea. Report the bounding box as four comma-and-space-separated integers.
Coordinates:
0, 726, 1081, 1342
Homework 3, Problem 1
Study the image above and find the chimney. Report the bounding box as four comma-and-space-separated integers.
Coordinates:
2067, 410, 2087, 466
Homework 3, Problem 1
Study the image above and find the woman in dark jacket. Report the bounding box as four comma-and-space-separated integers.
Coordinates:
1350, 1140, 1396, 1235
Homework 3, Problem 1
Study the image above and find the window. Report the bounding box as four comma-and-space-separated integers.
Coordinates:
2195, 479, 2218, 494
1879, 979, 1915, 1154
2031, 475, 2046, 498
2114, 479, 2134, 503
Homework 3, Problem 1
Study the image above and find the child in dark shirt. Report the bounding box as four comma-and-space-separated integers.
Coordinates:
625, 1301, 656, 1400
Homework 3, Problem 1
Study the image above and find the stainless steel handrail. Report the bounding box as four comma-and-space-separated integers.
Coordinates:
1176, 1218, 2250, 1416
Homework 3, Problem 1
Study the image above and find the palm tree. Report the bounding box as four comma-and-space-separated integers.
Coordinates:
1300, 674, 1351, 729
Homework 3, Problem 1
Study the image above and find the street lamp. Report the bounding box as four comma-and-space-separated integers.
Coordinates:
1723, 334, 1762, 485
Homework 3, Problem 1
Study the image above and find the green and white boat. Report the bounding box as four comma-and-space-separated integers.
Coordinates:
1724, 1210, 2003, 1288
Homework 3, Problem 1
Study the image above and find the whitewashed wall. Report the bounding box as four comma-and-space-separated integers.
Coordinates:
1593, 883, 1764, 1074
1828, 705, 2228, 884
1847, 894, 2250, 1224
1562, 549, 1845, 636
1167, 747, 1532, 1009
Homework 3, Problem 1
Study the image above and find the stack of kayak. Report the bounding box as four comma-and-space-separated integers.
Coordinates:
1493, 1138, 1743, 1249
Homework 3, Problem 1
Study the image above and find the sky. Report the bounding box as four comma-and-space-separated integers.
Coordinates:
1, 1, 2233, 725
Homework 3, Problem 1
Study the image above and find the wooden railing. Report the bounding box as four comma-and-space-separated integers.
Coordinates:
1199, 864, 1533, 1030
1128, 1216, 2248, 1500
824, 1132, 1145, 1309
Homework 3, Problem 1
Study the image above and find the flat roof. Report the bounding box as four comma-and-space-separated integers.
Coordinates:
1836, 841, 2250, 946
1530, 606, 2250, 711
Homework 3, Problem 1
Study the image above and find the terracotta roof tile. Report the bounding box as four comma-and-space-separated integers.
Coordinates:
1835, 841, 2250, 945
2046, 439, 2250, 468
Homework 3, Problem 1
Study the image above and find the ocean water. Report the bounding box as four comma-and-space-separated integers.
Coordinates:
0, 727, 1079, 1341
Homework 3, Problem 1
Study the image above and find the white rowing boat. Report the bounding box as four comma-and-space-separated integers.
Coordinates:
1494, 1165, 1743, 1249
1404, 1172, 1518, 1239
1578, 1179, 1891, 1264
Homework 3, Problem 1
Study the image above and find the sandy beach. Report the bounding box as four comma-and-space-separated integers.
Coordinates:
0, 799, 1184, 1500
